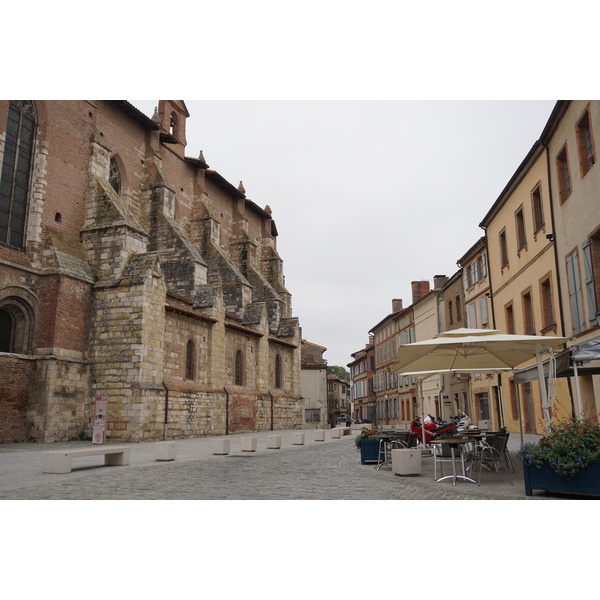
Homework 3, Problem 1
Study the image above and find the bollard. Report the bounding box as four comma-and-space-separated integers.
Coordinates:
212, 439, 230, 455
241, 437, 257, 452
266, 434, 282, 449
314, 430, 326, 442
154, 441, 177, 461
292, 432, 305, 445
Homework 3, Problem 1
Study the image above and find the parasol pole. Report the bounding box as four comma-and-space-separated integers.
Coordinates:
535, 347, 552, 434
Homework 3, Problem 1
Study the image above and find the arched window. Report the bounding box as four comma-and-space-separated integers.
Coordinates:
0, 308, 13, 353
0, 101, 36, 248
185, 339, 195, 380
235, 349, 244, 385
275, 354, 282, 388
169, 112, 178, 137
109, 157, 121, 194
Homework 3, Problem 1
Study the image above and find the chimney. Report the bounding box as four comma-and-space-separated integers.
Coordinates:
411, 281, 430, 304
392, 298, 403, 312
433, 274, 449, 290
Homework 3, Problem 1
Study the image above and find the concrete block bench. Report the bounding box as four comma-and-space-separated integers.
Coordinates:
292, 432, 305, 445
266, 435, 282, 449
155, 441, 176, 461
42, 446, 130, 474
332, 428, 342, 438
342, 427, 352, 436
212, 439, 230, 455
314, 430, 326, 441
241, 437, 257, 452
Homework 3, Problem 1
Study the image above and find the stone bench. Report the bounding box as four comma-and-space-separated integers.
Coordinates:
292, 432, 305, 445
212, 439, 230, 455
42, 446, 130, 474
155, 441, 176, 461
314, 430, 326, 442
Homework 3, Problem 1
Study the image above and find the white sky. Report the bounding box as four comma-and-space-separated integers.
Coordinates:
131, 99, 556, 367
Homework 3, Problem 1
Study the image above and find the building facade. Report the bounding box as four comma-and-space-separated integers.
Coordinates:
0, 100, 302, 443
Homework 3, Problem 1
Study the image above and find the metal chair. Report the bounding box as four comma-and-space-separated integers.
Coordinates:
471, 438, 505, 485
376, 438, 407, 470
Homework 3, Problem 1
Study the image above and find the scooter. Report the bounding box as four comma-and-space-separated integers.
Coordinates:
411, 415, 458, 445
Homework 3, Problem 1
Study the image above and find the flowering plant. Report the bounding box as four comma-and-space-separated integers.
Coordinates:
355, 426, 381, 449
517, 417, 600, 480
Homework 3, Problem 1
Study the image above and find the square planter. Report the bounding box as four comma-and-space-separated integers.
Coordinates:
360, 439, 381, 464
391, 448, 421, 476
523, 459, 600, 497
241, 437, 257, 452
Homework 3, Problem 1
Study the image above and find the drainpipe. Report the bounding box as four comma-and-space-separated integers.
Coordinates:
162, 381, 169, 440
224, 387, 230, 435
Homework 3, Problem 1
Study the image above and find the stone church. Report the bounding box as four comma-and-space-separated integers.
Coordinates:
0, 100, 302, 443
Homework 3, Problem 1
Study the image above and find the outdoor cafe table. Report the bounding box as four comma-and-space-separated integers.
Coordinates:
430, 438, 476, 486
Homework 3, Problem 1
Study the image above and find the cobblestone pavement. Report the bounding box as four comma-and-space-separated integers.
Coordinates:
0, 429, 566, 500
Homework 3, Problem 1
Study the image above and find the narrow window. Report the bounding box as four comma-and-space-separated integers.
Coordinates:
540, 277, 555, 330
235, 349, 244, 385
448, 299, 453, 325
185, 339, 195, 380
522, 291, 535, 335
169, 113, 177, 137
0, 101, 36, 248
499, 229, 508, 267
455, 295, 461, 322
109, 157, 121, 194
0, 308, 13, 352
576, 107, 596, 177
515, 206, 527, 250
275, 354, 282, 388
468, 303, 477, 328
531, 184, 544, 233
556, 145, 572, 203
508, 379, 518, 420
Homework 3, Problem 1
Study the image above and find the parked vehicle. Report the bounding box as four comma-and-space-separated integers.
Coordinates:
410, 415, 458, 444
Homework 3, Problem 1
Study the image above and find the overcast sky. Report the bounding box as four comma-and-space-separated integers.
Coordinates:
132, 100, 556, 367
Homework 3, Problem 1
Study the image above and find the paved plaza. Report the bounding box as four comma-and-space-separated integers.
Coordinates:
0, 428, 568, 500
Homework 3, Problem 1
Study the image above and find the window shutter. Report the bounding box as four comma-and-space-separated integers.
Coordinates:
566, 251, 585, 333
582, 240, 598, 325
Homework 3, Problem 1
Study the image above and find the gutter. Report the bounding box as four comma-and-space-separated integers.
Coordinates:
162, 381, 169, 440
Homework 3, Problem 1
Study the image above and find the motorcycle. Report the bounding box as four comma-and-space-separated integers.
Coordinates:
411, 415, 458, 445
455, 413, 472, 431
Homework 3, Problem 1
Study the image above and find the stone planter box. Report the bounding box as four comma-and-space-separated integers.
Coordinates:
154, 441, 176, 461
292, 432, 305, 445
523, 459, 600, 497
314, 430, 326, 442
391, 448, 421, 476
266, 435, 282, 449
240, 437, 257, 452
212, 439, 230, 455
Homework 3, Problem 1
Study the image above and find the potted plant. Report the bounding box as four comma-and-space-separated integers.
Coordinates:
517, 417, 600, 497
355, 426, 381, 464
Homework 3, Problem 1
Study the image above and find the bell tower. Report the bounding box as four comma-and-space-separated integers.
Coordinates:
153, 100, 190, 157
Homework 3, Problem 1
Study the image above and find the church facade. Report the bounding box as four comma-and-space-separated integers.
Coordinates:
0, 100, 302, 443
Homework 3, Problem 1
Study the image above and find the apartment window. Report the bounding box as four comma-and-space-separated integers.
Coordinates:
448, 300, 454, 325
505, 302, 515, 334
582, 234, 600, 324
185, 339, 196, 380
479, 253, 487, 278
540, 277, 555, 330
566, 250, 585, 334
522, 290, 535, 335
235, 349, 245, 385
576, 106, 596, 178
0, 101, 37, 248
531, 184, 544, 233
455, 295, 461, 323
499, 229, 508, 267
515, 206, 527, 250
556, 145, 572, 203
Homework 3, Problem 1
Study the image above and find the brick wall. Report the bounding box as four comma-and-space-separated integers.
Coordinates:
0, 356, 33, 441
